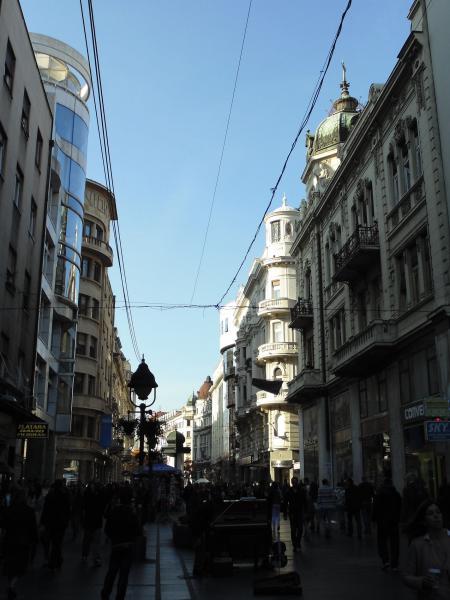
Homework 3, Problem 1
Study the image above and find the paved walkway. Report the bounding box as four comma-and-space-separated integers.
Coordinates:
7, 516, 416, 599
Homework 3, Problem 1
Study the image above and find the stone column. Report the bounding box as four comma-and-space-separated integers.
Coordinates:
387, 362, 406, 491
349, 382, 363, 482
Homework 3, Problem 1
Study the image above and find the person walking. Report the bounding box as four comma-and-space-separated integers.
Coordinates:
403, 500, 450, 599
1, 488, 38, 599
359, 476, 375, 535
317, 479, 337, 538
81, 482, 106, 566
40, 479, 71, 570
101, 488, 141, 600
372, 475, 402, 571
268, 481, 282, 541
345, 478, 362, 539
401, 473, 429, 526
287, 477, 307, 552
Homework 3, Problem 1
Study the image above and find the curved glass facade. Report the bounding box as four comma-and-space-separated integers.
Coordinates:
54, 104, 88, 304
55, 103, 89, 156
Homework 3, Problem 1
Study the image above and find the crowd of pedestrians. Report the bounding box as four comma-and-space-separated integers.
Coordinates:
0, 477, 159, 600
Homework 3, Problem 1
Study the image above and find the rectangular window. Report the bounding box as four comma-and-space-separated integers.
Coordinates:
23, 271, 31, 310
21, 90, 30, 137
88, 375, 96, 395
392, 160, 399, 204
87, 416, 96, 439
74, 372, 85, 394
78, 294, 88, 316
83, 220, 93, 237
426, 346, 440, 395
29, 197, 37, 238
271, 220, 281, 243
399, 358, 411, 405
93, 261, 101, 282
6, 245, 16, 290
71, 414, 83, 437
377, 373, 387, 412
91, 298, 100, 320
13, 166, 23, 210
4, 40, 15, 94
305, 335, 314, 368
89, 336, 97, 359
402, 144, 411, 192
76, 332, 87, 355
422, 235, 432, 294
271, 280, 281, 299
224, 317, 228, 333
81, 257, 90, 278
410, 244, 419, 304
330, 308, 346, 351
397, 255, 407, 310
357, 291, 367, 331
272, 321, 283, 343
414, 125, 422, 178
0, 123, 6, 176
35, 129, 43, 169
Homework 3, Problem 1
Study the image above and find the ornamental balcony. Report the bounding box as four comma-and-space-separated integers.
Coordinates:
256, 388, 288, 409
256, 341, 298, 364
333, 225, 380, 283
286, 369, 324, 404
82, 235, 114, 267
289, 299, 313, 330
258, 297, 295, 318
330, 319, 398, 377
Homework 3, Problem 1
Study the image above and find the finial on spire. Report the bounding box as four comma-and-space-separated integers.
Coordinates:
340, 61, 349, 97
282, 194, 287, 206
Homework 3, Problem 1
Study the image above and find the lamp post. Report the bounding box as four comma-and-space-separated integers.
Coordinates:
128, 357, 158, 467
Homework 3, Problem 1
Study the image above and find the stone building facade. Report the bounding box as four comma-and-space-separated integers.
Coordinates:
56, 180, 117, 482
0, 0, 53, 479
288, 3, 450, 495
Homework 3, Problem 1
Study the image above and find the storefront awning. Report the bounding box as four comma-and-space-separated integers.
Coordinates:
252, 378, 283, 395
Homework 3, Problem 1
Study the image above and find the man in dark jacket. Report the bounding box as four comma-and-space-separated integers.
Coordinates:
101, 489, 140, 600
82, 482, 106, 566
40, 479, 71, 570
372, 476, 402, 570
287, 478, 307, 551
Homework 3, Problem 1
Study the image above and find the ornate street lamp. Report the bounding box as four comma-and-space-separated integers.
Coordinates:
128, 357, 158, 466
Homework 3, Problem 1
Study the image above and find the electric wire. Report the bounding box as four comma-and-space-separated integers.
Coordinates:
189, 0, 253, 304
86, 0, 140, 360
216, 0, 353, 307
80, 0, 140, 360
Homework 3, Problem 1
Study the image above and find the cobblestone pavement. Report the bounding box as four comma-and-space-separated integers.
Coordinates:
7, 517, 416, 600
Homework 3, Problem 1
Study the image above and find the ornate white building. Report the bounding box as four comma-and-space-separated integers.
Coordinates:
230, 199, 301, 484
287, 0, 450, 494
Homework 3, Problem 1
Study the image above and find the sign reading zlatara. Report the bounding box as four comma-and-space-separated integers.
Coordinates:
16, 422, 49, 439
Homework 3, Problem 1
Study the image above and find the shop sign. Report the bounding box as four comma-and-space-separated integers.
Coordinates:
425, 420, 450, 442
403, 398, 449, 423
16, 422, 48, 439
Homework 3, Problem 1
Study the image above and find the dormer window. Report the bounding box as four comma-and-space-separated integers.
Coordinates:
271, 221, 281, 243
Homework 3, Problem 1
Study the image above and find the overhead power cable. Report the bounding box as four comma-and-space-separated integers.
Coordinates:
80, 0, 141, 361
189, 0, 253, 304
215, 0, 353, 307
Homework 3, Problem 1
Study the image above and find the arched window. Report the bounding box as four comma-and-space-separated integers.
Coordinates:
276, 413, 285, 438
410, 119, 422, 179
388, 149, 400, 205
304, 269, 312, 300
273, 367, 282, 380
285, 222, 292, 238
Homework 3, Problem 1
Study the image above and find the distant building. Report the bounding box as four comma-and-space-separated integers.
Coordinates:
0, 0, 53, 479
192, 376, 213, 479
160, 396, 194, 478
232, 198, 301, 484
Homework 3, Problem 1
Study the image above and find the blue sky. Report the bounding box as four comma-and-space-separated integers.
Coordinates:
20, 0, 410, 410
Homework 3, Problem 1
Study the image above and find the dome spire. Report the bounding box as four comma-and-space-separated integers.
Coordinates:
332, 61, 358, 113
340, 61, 349, 98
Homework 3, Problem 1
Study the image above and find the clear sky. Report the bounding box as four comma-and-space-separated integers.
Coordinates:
20, 0, 410, 411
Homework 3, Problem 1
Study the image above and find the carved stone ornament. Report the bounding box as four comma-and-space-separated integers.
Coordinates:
412, 67, 425, 111
329, 221, 340, 242
394, 119, 406, 145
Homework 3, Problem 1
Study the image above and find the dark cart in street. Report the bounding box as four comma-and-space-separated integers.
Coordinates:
207, 498, 271, 571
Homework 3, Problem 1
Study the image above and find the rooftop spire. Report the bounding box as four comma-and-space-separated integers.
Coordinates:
340, 61, 350, 98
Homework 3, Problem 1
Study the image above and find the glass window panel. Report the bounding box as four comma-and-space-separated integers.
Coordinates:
58, 243, 81, 267
59, 206, 83, 251
55, 104, 89, 156
55, 256, 80, 303
72, 113, 89, 155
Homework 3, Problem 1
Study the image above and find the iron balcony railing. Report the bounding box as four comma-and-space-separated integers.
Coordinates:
289, 298, 313, 329
334, 224, 379, 274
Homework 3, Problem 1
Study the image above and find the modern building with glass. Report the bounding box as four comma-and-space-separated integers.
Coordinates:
27, 34, 91, 481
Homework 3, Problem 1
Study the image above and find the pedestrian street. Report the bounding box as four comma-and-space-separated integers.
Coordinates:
13, 517, 417, 600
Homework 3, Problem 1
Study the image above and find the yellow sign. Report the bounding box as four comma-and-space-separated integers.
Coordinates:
16, 422, 49, 439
